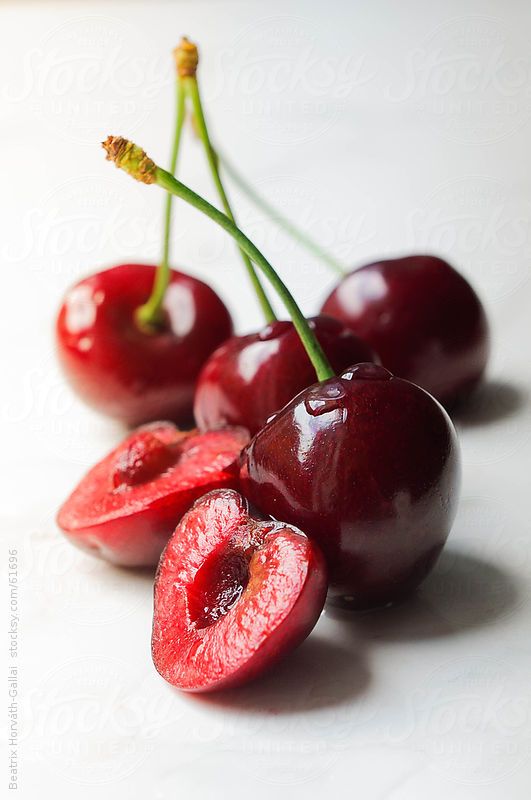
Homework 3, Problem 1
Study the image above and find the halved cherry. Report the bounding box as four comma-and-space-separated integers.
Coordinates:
152, 489, 327, 692
57, 423, 249, 567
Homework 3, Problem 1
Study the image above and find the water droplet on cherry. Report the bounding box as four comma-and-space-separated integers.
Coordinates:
304, 379, 347, 416
341, 363, 393, 381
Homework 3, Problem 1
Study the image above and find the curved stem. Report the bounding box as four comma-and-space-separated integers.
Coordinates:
218, 151, 347, 276
155, 167, 333, 381
136, 79, 186, 328
184, 77, 276, 323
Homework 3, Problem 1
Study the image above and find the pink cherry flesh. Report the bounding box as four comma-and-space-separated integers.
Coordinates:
57, 422, 249, 567
152, 489, 327, 692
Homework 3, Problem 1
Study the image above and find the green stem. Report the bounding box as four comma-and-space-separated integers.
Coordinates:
184, 77, 276, 323
218, 151, 347, 276
136, 79, 186, 328
155, 167, 333, 381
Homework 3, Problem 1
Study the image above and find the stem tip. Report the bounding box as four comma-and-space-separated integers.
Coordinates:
174, 36, 199, 78
102, 136, 156, 184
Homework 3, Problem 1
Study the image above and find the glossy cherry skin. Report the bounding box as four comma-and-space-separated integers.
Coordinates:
240, 363, 461, 608
194, 315, 378, 436
152, 489, 327, 691
56, 263, 233, 427
321, 255, 490, 407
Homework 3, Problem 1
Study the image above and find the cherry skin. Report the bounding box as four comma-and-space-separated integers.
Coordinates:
152, 489, 327, 691
321, 255, 490, 407
194, 315, 378, 436
57, 422, 249, 567
56, 263, 233, 427
240, 363, 461, 608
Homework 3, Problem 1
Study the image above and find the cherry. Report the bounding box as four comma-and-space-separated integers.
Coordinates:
194, 315, 378, 435
321, 255, 490, 407
56, 263, 233, 426
240, 363, 461, 608
57, 422, 248, 567
56, 42, 249, 428
152, 489, 327, 691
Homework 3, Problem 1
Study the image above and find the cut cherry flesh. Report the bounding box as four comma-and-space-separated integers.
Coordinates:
57, 423, 249, 567
190, 546, 250, 629
321, 255, 490, 407
240, 363, 461, 608
152, 489, 327, 692
56, 263, 233, 427
194, 315, 378, 435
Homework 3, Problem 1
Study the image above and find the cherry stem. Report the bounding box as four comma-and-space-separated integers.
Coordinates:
156, 167, 333, 379
103, 137, 334, 382
136, 78, 186, 329
182, 73, 276, 322
217, 151, 347, 276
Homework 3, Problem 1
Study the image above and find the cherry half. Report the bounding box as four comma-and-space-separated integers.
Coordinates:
57, 422, 249, 567
194, 315, 378, 435
321, 255, 490, 407
240, 363, 461, 608
152, 489, 327, 691
56, 263, 233, 427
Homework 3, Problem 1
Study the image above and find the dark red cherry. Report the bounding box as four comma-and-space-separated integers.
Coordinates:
152, 489, 327, 691
56, 263, 233, 427
240, 363, 461, 608
194, 315, 378, 435
321, 255, 490, 407
57, 422, 249, 567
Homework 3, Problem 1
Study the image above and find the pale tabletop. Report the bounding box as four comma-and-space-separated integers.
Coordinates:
2, 2, 530, 799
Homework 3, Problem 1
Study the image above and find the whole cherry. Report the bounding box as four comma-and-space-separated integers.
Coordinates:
194, 315, 377, 435
321, 255, 490, 407
56, 263, 232, 427
240, 363, 461, 608
56, 41, 246, 429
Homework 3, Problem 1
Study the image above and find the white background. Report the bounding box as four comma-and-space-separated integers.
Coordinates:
1, 1, 531, 798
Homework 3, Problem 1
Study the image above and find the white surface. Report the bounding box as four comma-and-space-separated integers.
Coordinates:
1, 1, 531, 798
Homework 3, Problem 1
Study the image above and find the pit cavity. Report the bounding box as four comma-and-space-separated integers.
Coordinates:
188, 547, 251, 629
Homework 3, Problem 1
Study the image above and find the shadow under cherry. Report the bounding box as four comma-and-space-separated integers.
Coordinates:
452, 379, 527, 426
193, 632, 371, 715
164, 546, 522, 714
326, 547, 521, 642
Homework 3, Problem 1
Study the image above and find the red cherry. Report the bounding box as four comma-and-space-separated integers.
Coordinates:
56, 263, 233, 426
321, 255, 490, 407
152, 489, 327, 691
57, 422, 249, 567
194, 315, 378, 435
240, 364, 461, 608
